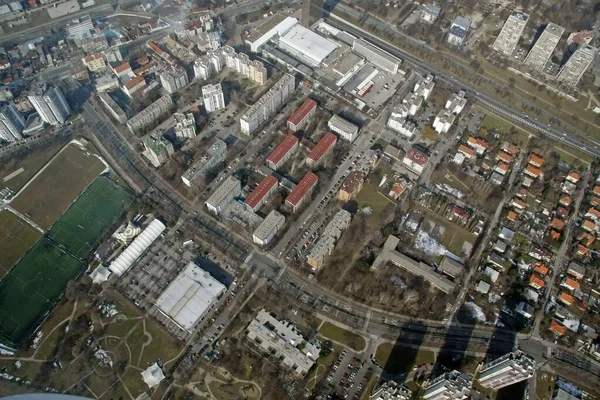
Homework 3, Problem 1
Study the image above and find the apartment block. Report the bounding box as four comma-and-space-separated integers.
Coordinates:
557, 44, 598, 86
285, 172, 318, 212
307, 209, 352, 270
28, 85, 71, 126
126, 95, 172, 133
222, 46, 267, 84
306, 132, 337, 168
82, 53, 106, 72
328, 114, 359, 142
338, 170, 365, 202
143, 134, 174, 168
193, 49, 225, 80
287, 98, 317, 132
266, 134, 299, 170
252, 210, 286, 245
0, 103, 25, 142
478, 351, 536, 390
202, 83, 225, 113
181, 139, 227, 186
240, 73, 295, 135
524, 23, 564, 70
160, 68, 189, 94
244, 175, 278, 212
447, 16, 471, 46
492, 10, 529, 56
98, 92, 127, 124
205, 176, 242, 215
173, 113, 196, 139
423, 370, 472, 400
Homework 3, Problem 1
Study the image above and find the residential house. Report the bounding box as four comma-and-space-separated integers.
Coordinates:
567, 262, 586, 280
484, 267, 500, 283
550, 218, 565, 231
566, 171, 580, 184
558, 292, 575, 306
524, 164, 541, 178
476, 280, 491, 294
458, 144, 476, 159
577, 244, 589, 257
507, 211, 518, 222
561, 277, 580, 291
512, 198, 527, 211
529, 274, 546, 290
534, 263, 549, 276
550, 320, 566, 336
559, 194, 573, 207
496, 151, 514, 163
582, 219, 596, 233
467, 137, 489, 155
529, 154, 544, 168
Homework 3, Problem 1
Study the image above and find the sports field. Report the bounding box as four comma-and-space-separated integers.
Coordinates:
48, 177, 133, 259
0, 211, 42, 280
0, 239, 83, 345
11, 143, 106, 230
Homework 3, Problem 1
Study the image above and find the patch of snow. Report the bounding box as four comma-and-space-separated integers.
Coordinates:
361, 206, 373, 216
464, 301, 486, 322
405, 219, 419, 232
0, 348, 14, 355
31, 331, 43, 349
415, 230, 447, 256
434, 183, 464, 199
389, 276, 406, 291
99, 303, 118, 318
14, 361, 21, 369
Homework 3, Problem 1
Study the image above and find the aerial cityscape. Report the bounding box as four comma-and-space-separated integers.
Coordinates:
1, 0, 600, 399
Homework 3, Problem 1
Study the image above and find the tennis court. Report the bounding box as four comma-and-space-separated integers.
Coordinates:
0, 239, 83, 346
0, 210, 42, 279
48, 176, 133, 259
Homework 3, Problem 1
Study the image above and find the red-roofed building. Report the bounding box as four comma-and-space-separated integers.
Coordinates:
147, 40, 165, 56
550, 320, 566, 336
534, 263, 550, 276
591, 196, 600, 207
559, 292, 575, 306
285, 172, 318, 212
529, 154, 545, 167
287, 99, 317, 132
529, 274, 546, 290
266, 135, 299, 170
566, 171, 580, 184
467, 137, 489, 155
586, 207, 600, 220
123, 75, 146, 96
339, 170, 365, 202
507, 210, 519, 221
577, 244, 590, 257
403, 147, 429, 175
113, 62, 132, 77
496, 151, 514, 163
306, 132, 337, 168
559, 194, 573, 207
458, 144, 476, 159
550, 217, 566, 231
82, 53, 106, 72
562, 277, 580, 291
244, 175, 278, 212
524, 164, 541, 178
594, 186, 600, 196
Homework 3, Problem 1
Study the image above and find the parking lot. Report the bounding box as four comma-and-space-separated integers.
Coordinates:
326, 348, 371, 400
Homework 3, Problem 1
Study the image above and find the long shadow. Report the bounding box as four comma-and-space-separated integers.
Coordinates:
431, 315, 475, 378
378, 322, 428, 387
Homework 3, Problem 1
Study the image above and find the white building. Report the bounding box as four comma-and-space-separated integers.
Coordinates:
247, 16, 298, 53
278, 24, 339, 67
173, 113, 196, 139
181, 138, 226, 186
352, 38, 401, 74
143, 133, 174, 168
28, 85, 71, 126
222, 46, 268, 85
108, 219, 166, 276
193, 49, 225, 80
205, 175, 242, 215
127, 95, 172, 133
524, 23, 564, 71
66, 15, 94, 40
202, 83, 225, 113
414, 74, 435, 100
371, 381, 412, 400
478, 351, 536, 390
328, 114, 359, 142
557, 44, 598, 86
252, 210, 285, 245
445, 90, 467, 114
0, 103, 26, 141
240, 73, 295, 135
493, 10, 529, 56
423, 370, 471, 400
160, 68, 189, 94
447, 16, 471, 46
421, 3, 441, 23
155, 261, 226, 332
433, 109, 456, 134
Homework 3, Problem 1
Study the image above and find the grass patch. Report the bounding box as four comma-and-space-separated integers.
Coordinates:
318, 322, 366, 351
374, 343, 435, 374
355, 184, 394, 217
416, 205, 477, 257
121, 368, 148, 399
535, 371, 555, 400
138, 318, 183, 367
478, 108, 531, 146
0, 210, 42, 279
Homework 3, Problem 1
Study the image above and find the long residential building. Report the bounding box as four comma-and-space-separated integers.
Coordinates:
285, 172, 318, 212
244, 175, 279, 212
98, 92, 127, 124
181, 139, 226, 186
328, 114, 359, 142
492, 9, 529, 56
28, 85, 71, 126
266, 134, 299, 170
202, 83, 225, 113
252, 210, 286, 245
0, 103, 25, 141
127, 95, 172, 133
193, 49, 225, 80
557, 44, 598, 86
240, 73, 295, 135
287, 98, 317, 132
306, 132, 337, 168
307, 209, 352, 270
478, 351, 536, 390
352, 38, 401, 74
524, 23, 564, 70
222, 45, 267, 84
205, 175, 242, 215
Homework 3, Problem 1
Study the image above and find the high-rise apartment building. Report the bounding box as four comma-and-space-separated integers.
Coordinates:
0, 103, 26, 142
222, 46, 268, 84
159, 68, 189, 94
28, 85, 71, 126
524, 23, 564, 70
240, 73, 295, 135
557, 44, 598, 86
193, 49, 225, 81
423, 370, 472, 400
173, 113, 196, 139
301, 0, 323, 28
202, 84, 225, 113
492, 10, 529, 56
126, 95, 173, 133
143, 133, 174, 168
478, 351, 536, 390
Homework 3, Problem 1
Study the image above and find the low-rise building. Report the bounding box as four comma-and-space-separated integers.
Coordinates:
285, 172, 318, 212
371, 381, 412, 400
306, 132, 337, 168
82, 52, 106, 71
252, 210, 285, 246
122, 75, 146, 97
266, 134, 299, 170
245, 175, 279, 212
467, 137, 488, 155
328, 114, 359, 142
205, 176, 242, 215
338, 170, 365, 202
181, 139, 227, 186
567, 261, 586, 280
421, 3, 441, 23
438, 256, 463, 280
143, 133, 174, 167
287, 98, 317, 132
447, 16, 471, 46
403, 147, 429, 175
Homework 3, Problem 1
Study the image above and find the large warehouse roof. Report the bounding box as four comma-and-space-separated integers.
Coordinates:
108, 219, 166, 276
279, 25, 339, 65
248, 16, 298, 52
155, 262, 226, 331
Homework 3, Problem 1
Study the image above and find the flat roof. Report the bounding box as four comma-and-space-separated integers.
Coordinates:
288, 98, 317, 126
406, 147, 429, 166
155, 262, 226, 331
279, 25, 339, 64
266, 134, 299, 166
286, 172, 318, 207
307, 132, 337, 162
245, 175, 278, 209
253, 210, 285, 241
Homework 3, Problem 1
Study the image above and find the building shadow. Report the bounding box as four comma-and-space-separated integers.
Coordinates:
431, 317, 475, 377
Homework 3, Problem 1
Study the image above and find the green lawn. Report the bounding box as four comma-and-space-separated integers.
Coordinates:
374, 343, 435, 374
478, 108, 531, 146
355, 184, 394, 217
318, 322, 366, 351
0, 210, 42, 279
535, 370, 555, 398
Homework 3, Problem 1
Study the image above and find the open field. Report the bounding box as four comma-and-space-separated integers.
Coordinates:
536, 372, 555, 400
355, 184, 395, 217
0, 239, 83, 346
374, 343, 435, 374
48, 176, 133, 259
318, 322, 366, 351
0, 210, 42, 279
415, 205, 477, 257
10, 142, 106, 230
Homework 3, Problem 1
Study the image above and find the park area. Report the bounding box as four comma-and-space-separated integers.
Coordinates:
10, 142, 106, 230
0, 210, 42, 278
318, 322, 366, 352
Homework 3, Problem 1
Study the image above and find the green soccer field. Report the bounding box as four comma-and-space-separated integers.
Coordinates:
0, 239, 83, 346
48, 176, 134, 259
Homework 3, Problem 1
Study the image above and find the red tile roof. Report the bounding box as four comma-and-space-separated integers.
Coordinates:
405, 147, 429, 166
124, 75, 145, 90
266, 135, 299, 167
529, 154, 544, 167
497, 151, 514, 163
307, 132, 337, 163
114, 62, 131, 73
458, 144, 475, 157
525, 164, 541, 177
559, 292, 575, 305
563, 277, 580, 290
147, 40, 164, 55
529, 274, 546, 289
285, 172, 318, 208
550, 320, 566, 336
288, 98, 317, 127
244, 175, 278, 210
550, 218, 565, 231
534, 263, 549, 276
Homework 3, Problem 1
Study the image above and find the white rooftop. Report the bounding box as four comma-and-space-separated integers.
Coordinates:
155, 262, 226, 332
141, 362, 165, 388
279, 25, 339, 65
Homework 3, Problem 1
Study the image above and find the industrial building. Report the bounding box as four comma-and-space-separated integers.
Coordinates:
352, 38, 401, 74
287, 98, 317, 132
266, 134, 299, 170
244, 175, 279, 212
0, 103, 25, 141
126, 95, 172, 133
278, 25, 339, 67
252, 210, 286, 245
98, 92, 127, 124
240, 73, 295, 135
328, 114, 359, 142
423, 370, 472, 400
246, 16, 299, 53
108, 219, 166, 276
66, 15, 94, 40
447, 16, 471, 46
285, 172, 318, 212
557, 44, 597, 86
301, 0, 323, 27
155, 262, 226, 332
338, 170, 365, 202
181, 138, 226, 186
202, 83, 225, 113
478, 351, 536, 390
307, 209, 352, 270
143, 133, 174, 168
173, 113, 196, 139
28, 85, 71, 126
160, 68, 189, 94
524, 23, 564, 71
306, 132, 337, 168
492, 9, 529, 56
222, 46, 268, 84
246, 309, 321, 376
205, 176, 242, 215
